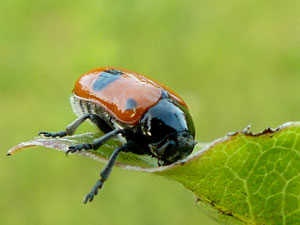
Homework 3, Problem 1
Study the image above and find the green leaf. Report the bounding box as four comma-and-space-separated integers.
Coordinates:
7, 122, 300, 224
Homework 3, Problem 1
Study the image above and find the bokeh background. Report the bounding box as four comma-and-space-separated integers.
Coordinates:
1, 0, 300, 224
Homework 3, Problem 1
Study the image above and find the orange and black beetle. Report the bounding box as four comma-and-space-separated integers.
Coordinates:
40, 67, 195, 203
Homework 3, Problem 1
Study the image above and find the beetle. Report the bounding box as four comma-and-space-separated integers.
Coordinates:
39, 67, 196, 203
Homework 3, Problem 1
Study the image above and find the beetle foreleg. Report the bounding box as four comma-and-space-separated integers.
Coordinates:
84, 143, 127, 204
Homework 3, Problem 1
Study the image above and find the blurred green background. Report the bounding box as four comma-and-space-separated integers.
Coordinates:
1, 0, 300, 224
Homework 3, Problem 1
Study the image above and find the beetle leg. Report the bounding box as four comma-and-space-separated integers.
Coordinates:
66, 129, 123, 154
38, 130, 68, 138
39, 114, 111, 138
84, 143, 127, 204
39, 114, 90, 137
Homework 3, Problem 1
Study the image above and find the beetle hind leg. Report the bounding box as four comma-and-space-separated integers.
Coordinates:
39, 114, 112, 138
39, 114, 92, 138
38, 131, 67, 138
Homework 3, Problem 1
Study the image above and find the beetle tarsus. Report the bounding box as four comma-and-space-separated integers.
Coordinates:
83, 180, 103, 204
83, 144, 124, 203
39, 131, 67, 138
66, 143, 92, 155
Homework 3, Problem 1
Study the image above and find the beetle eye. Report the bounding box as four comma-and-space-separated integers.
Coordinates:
155, 139, 184, 165
156, 140, 176, 157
